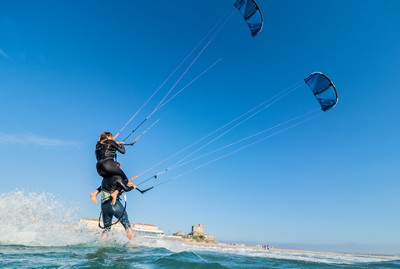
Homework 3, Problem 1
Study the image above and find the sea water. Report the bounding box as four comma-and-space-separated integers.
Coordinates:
1, 191, 399, 269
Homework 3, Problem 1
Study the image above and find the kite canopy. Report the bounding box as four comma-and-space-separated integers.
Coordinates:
234, 0, 264, 37
304, 72, 338, 112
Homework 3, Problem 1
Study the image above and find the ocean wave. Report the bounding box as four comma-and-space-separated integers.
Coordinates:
138, 238, 400, 265
1, 190, 399, 267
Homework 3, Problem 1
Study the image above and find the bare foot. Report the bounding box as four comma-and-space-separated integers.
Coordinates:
90, 191, 98, 204
111, 190, 119, 205
126, 227, 134, 240
101, 230, 109, 238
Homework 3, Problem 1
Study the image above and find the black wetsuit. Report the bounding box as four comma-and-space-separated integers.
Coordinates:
100, 175, 135, 231
95, 139, 128, 180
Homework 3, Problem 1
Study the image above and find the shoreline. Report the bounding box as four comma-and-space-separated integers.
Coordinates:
79, 219, 399, 259
178, 239, 400, 259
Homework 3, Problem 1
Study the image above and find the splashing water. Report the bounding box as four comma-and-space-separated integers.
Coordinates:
0, 190, 94, 246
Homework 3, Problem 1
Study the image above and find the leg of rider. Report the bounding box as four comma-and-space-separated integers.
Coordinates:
101, 202, 113, 237
111, 190, 119, 205
113, 200, 134, 240
102, 160, 128, 180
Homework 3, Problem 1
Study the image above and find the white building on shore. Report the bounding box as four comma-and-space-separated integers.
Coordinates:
132, 223, 164, 237
79, 218, 164, 237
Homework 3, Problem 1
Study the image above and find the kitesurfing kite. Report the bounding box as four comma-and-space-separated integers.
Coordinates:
234, 0, 264, 37
305, 72, 339, 112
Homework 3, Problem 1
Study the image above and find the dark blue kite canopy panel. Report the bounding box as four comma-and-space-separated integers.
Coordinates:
304, 72, 339, 112
234, 0, 264, 37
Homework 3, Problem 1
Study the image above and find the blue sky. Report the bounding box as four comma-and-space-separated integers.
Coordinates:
1, 0, 400, 254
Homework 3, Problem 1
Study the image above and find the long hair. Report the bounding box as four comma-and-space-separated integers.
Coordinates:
97, 132, 113, 143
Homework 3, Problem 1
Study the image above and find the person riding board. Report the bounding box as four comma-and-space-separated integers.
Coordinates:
90, 131, 136, 205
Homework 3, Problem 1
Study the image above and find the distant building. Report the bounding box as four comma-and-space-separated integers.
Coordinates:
190, 224, 205, 236
175, 224, 216, 243
133, 223, 164, 237
79, 218, 215, 242
79, 218, 164, 237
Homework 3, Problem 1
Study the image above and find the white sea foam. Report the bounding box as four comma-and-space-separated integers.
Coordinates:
0, 190, 95, 246
245, 249, 395, 264
134, 238, 399, 265
0, 190, 152, 247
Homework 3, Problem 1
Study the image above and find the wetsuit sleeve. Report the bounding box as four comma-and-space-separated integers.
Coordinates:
117, 143, 126, 154
97, 186, 101, 192
116, 177, 135, 192
111, 140, 126, 154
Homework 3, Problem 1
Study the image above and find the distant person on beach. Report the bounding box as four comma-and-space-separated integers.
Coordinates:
98, 173, 137, 240
261, 245, 270, 250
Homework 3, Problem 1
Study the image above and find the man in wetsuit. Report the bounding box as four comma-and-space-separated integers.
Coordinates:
101, 174, 136, 240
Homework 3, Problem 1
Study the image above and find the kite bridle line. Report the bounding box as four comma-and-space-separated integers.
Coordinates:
123, 119, 160, 146
134, 79, 304, 179
168, 80, 304, 170
126, 74, 338, 192
115, 10, 234, 142
135, 108, 322, 192
121, 39, 214, 143
121, 58, 221, 145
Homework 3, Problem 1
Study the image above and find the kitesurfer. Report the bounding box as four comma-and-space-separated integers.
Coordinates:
100, 174, 136, 240
95, 131, 128, 180
91, 132, 133, 204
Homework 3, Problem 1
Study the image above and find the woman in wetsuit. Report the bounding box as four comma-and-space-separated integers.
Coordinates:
95, 132, 128, 181
90, 132, 129, 205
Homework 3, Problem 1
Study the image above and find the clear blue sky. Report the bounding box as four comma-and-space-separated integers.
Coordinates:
1, 0, 400, 254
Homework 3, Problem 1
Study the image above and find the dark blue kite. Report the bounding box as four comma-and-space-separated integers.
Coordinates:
234, 0, 264, 37
304, 72, 339, 112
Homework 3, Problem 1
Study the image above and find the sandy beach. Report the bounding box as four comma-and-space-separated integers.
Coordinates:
179, 239, 400, 260
79, 218, 400, 259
